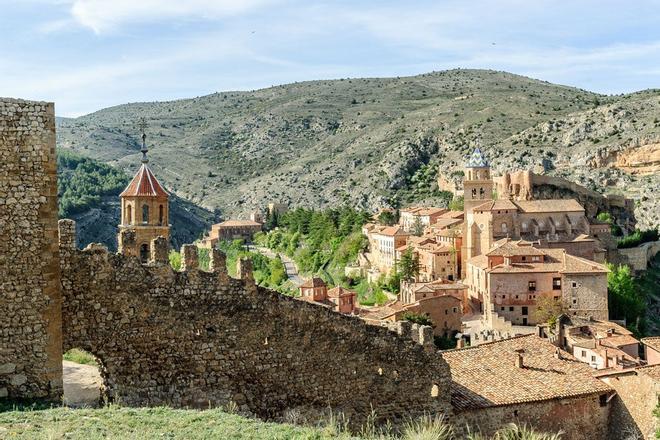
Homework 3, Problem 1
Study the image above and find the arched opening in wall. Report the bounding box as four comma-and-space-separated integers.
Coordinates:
158, 205, 164, 226
62, 348, 104, 408
142, 204, 149, 224
126, 204, 132, 225
140, 243, 149, 263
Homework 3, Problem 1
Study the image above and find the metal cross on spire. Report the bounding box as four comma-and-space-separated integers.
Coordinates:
138, 117, 149, 164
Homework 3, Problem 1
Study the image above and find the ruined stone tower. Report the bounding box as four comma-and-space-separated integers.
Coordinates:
118, 125, 170, 262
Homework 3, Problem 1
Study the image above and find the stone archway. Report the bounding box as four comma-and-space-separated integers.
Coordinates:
62, 348, 104, 407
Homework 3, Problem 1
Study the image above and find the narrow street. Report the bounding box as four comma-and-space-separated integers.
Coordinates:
247, 245, 304, 286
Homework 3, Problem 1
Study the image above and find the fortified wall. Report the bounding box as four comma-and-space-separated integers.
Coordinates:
0, 99, 62, 401
495, 170, 636, 231
59, 221, 452, 422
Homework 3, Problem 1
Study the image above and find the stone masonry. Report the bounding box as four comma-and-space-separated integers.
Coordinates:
59, 219, 452, 424
0, 98, 62, 401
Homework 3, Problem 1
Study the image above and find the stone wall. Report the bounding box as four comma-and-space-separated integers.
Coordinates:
601, 368, 660, 440
456, 394, 610, 440
59, 219, 452, 424
0, 99, 62, 401
615, 240, 660, 272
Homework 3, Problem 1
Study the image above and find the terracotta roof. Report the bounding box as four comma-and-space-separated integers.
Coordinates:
641, 336, 660, 353
300, 277, 326, 288
636, 364, 660, 381
375, 226, 409, 237
485, 240, 545, 257
599, 335, 639, 349
432, 218, 464, 229
442, 335, 613, 411
214, 219, 262, 227
481, 248, 608, 275
473, 199, 519, 212
440, 210, 465, 219
327, 286, 356, 298
515, 199, 584, 213
120, 164, 169, 198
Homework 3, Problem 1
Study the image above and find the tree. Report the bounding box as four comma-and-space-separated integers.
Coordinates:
412, 217, 425, 236
532, 295, 565, 328
378, 210, 398, 226
448, 196, 464, 211
607, 263, 646, 336
403, 312, 433, 326
398, 247, 420, 282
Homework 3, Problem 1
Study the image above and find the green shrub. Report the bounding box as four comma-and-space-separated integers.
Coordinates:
63, 348, 97, 365
617, 229, 659, 249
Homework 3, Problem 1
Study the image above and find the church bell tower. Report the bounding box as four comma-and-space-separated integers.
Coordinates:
118, 120, 170, 262
463, 148, 494, 214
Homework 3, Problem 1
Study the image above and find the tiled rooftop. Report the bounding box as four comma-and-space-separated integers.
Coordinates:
641, 336, 660, 352
120, 164, 169, 198
215, 219, 262, 227
300, 277, 326, 288
442, 335, 613, 411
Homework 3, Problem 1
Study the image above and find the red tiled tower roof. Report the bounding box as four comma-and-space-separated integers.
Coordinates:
119, 164, 169, 198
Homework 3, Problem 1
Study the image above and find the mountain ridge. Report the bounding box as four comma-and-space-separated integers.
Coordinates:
54, 68, 659, 231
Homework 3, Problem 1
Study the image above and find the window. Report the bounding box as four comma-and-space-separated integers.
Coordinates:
522, 256, 527, 261
445, 309, 448, 315
521, 222, 528, 232
501, 223, 508, 233
581, 350, 586, 357
501, 307, 505, 311
522, 307, 528, 315
553, 278, 561, 290
158, 205, 164, 225
142, 204, 149, 223
126, 204, 132, 224
139, 243, 149, 263
531, 256, 540, 262
572, 281, 578, 288
528, 281, 536, 291
591, 355, 596, 362
453, 307, 458, 313
573, 299, 577, 305
509, 306, 514, 312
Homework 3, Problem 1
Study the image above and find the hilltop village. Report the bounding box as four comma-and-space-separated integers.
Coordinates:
1, 98, 660, 439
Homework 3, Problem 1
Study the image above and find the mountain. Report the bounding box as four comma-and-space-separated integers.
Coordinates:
55, 69, 660, 230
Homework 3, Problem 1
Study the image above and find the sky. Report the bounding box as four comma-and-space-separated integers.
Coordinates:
1, 0, 659, 117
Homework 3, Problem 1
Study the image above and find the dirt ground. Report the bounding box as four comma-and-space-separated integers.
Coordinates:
62, 360, 103, 408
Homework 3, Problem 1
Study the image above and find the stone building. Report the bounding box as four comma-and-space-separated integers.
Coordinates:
466, 239, 608, 327
399, 280, 468, 312
358, 296, 462, 338
362, 224, 410, 276
299, 279, 357, 314
641, 337, 660, 365
201, 219, 263, 246
117, 129, 170, 262
551, 316, 640, 370
460, 148, 612, 276
397, 240, 459, 282
399, 207, 447, 233
444, 335, 614, 440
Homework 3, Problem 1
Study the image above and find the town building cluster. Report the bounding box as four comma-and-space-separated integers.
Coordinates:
354, 148, 655, 366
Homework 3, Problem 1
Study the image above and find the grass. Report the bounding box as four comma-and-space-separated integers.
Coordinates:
0, 405, 344, 440
0, 404, 564, 440
62, 349, 97, 366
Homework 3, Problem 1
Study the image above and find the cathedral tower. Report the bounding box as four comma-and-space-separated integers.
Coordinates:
463, 148, 494, 214
461, 148, 494, 277
118, 123, 170, 262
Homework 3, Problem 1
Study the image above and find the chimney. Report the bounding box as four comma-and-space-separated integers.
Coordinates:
457, 338, 465, 349
515, 349, 525, 368
554, 347, 562, 360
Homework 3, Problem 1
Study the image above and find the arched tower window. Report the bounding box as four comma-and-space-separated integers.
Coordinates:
502, 223, 508, 234
142, 204, 149, 224
126, 204, 132, 224
159, 205, 164, 226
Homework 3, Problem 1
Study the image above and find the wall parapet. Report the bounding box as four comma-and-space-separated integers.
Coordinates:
58, 219, 453, 424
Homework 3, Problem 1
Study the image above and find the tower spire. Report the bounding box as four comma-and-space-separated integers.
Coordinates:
138, 117, 148, 164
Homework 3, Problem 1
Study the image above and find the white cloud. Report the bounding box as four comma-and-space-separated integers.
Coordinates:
68, 0, 277, 33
